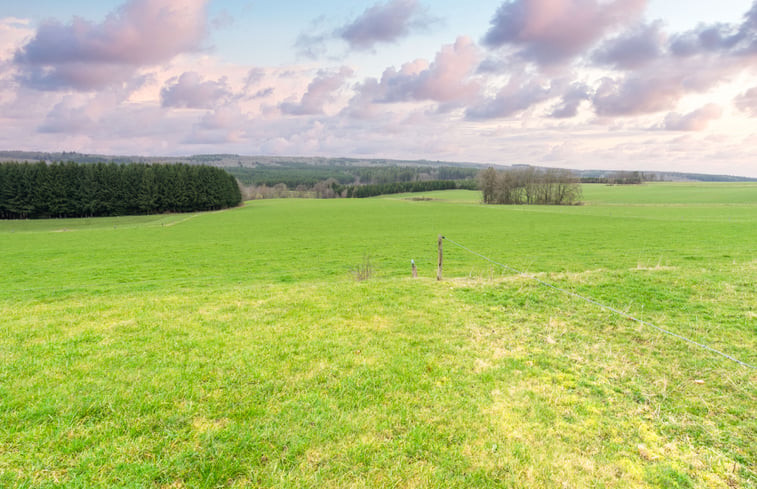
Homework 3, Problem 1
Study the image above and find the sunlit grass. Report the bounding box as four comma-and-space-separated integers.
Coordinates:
1, 183, 755, 488
581, 181, 757, 205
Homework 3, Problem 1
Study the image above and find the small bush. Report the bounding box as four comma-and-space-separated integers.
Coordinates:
354, 255, 373, 281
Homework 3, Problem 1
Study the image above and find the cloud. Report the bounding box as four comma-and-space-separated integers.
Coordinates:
735, 86, 757, 116
37, 99, 95, 133
383, 36, 481, 103
592, 21, 665, 69
244, 68, 266, 87
242, 68, 276, 99
660, 104, 723, 131
182, 105, 247, 145
198, 105, 245, 130
3, 1, 757, 178
590, 48, 738, 117
280, 67, 353, 115
341, 78, 385, 120
586, 2, 757, 117
466, 76, 555, 119
482, 0, 646, 65
0, 18, 33, 60
293, 15, 332, 59
549, 83, 591, 118
474, 1, 757, 121
294, 32, 331, 60
338, 0, 434, 50
592, 74, 686, 116
345, 36, 481, 117
669, 3, 757, 58
670, 25, 741, 57
251, 87, 275, 99
211, 10, 234, 30
13, 0, 209, 91
161, 72, 231, 109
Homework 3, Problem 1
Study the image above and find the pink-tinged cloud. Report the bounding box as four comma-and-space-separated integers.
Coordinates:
37, 99, 94, 133
294, 34, 329, 60
347, 36, 481, 114
199, 105, 245, 131
161, 72, 231, 109
670, 2, 757, 57
338, 0, 434, 50
670, 25, 741, 57
735, 86, 757, 115
0, 18, 33, 60
588, 2, 757, 117
411, 36, 481, 104
483, 0, 646, 65
183, 105, 246, 145
340, 78, 385, 120
660, 104, 723, 131
280, 67, 354, 116
241, 68, 275, 100
592, 75, 684, 116
244, 68, 266, 88
592, 21, 665, 69
466, 76, 554, 119
591, 46, 746, 117
13, 0, 208, 91
251, 87, 275, 100
549, 83, 591, 118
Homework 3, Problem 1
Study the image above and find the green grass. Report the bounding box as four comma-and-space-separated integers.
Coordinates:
1, 183, 756, 488
581, 182, 757, 205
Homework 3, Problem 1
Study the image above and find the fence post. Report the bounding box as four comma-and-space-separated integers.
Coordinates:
437, 235, 443, 281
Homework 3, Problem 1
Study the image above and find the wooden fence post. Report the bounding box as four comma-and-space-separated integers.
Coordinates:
437, 235, 443, 281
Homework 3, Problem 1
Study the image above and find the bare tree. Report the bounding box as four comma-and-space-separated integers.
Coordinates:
477, 166, 582, 205
478, 167, 498, 204
313, 178, 339, 198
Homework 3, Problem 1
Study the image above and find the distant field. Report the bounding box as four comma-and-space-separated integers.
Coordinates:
1, 183, 755, 488
581, 182, 757, 205
385, 182, 757, 205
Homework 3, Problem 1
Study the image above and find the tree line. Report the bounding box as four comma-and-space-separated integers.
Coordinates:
345, 179, 478, 198
240, 178, 478, 200
580, 171, 650, 185
0, 162, 242, 219
478, 167, 582, 205
227, 163, 478, 188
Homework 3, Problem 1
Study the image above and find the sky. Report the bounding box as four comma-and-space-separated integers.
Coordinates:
1, 0, 757, 177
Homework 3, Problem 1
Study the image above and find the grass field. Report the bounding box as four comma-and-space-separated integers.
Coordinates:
1, 183, 755, 488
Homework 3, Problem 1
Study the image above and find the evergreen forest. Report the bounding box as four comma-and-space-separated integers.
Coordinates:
0, 162, 242, 219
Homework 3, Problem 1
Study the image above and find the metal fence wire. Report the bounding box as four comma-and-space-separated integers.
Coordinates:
442, 236, 755, 370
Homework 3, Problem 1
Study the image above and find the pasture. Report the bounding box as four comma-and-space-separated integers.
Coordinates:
1, 183, 755, 488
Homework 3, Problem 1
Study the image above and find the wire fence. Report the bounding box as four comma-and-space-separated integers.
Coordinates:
442, 236, 756, 370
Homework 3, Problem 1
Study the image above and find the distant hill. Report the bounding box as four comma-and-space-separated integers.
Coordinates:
577, 169, 756, 183
0, 150, 754, 182
0, 151, 478, 170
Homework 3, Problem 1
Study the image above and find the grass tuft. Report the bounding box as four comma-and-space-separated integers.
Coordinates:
353, 255, 374, 282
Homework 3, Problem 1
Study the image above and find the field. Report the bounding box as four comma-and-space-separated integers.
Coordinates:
1, 183, 755, 488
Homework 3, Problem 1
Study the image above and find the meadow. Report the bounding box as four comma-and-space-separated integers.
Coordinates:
0, 183, 755, 488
